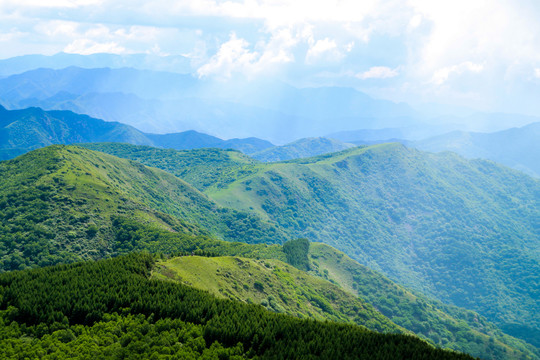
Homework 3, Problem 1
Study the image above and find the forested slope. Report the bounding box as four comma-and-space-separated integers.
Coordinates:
308, 243, 539, 358
0, 145, 285, 271
0, 253, 477, 360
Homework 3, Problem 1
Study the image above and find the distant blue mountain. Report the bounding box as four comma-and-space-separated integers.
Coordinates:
0, 52, 192, 76
0, 67, 423, 142
2, 66, 539, 143
412, 123, 540, 177
252, 137, 356, 162
0, 106, 274, 160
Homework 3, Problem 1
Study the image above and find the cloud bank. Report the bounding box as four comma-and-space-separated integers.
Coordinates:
1, 0, 540, 114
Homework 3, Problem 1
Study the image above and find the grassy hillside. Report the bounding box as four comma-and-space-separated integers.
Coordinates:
0, 253, 477, 360
0, 106, 151, 159
153, 255, 402, 334
81, 216, 540, 359
0, 145, 286, 271
251, 137, 355, 162
204, 143, 540, 338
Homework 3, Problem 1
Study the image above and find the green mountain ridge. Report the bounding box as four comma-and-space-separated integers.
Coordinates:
0, 145, 286, 270
207, 143, 540, 334
0, 145, 537, 358
80, 143, 257, 192
81, 142, 540, 345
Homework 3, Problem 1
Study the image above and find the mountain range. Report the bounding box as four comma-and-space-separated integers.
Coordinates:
0, 105, 273, 160
82, 142, 540, 347
330, 122, 540, 177
412, 122, 540, 177
0, 144, 537, 359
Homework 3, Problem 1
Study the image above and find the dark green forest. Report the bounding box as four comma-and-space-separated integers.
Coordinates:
0, 253, 477, 360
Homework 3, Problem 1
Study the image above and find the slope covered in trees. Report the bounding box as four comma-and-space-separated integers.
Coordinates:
0, 145, 286, 271
80, 143, 257, 192
0, 253, 476, 360
308, 243, 539, 359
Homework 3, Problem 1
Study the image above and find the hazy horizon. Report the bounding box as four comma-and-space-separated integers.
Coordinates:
2, 1, 540, 120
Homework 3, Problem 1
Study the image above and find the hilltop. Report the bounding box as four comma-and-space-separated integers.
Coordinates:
0, 145, 286, 271
251, 137, 356, 162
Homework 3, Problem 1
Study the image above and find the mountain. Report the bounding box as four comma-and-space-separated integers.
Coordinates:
87, 142, 540, 345
0, 145, 287, 271
0, 106, 152, 155
147, 131, 273, 154
412, 122, 540, 177
80, 143, 258, 192
0, 144, 536, 359
0, 106, 274, 160
251, 137, 356, 162
204, 144, 540, 336
327, 126, 443, 143
0, 67, 423, 142
0, 67, 311, 141
0, 52, 192, 76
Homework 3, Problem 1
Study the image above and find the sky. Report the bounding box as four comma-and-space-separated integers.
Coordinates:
1, 0, 540, 115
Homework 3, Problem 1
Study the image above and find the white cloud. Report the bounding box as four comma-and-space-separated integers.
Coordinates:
534, 68, 540, 78
3, 0, 540, 113
305, 38, 343, 64
357, 66, 399, 80
197, 32, 297, 78
408, 0, 540, 78
431, 61, 484, 85
408, 13, 422, 29
197, 33, 258, 78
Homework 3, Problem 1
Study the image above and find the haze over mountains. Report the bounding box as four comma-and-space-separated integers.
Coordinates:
2, 65, 539, 143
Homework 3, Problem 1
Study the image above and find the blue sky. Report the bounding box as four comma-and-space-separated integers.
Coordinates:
1, 0, 540, 115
